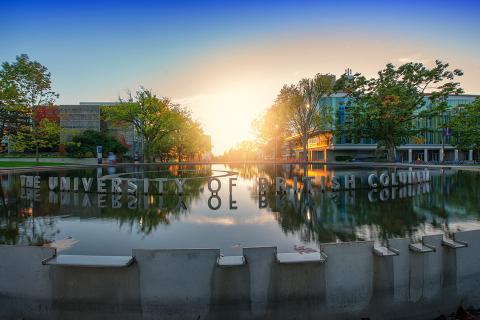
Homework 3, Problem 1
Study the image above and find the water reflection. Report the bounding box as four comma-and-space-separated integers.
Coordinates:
1, 164, 480, 254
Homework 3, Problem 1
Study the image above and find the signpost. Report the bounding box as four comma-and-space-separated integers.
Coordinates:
441, 127, 451, 162
96, 146, 103, 164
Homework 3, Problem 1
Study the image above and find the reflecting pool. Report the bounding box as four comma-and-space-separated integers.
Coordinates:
1, 164, 479, 255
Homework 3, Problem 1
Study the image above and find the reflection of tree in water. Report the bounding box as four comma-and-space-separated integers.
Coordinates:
410, 172, 480, 238
249, 165, 480, 245
0, 165, 211, 244
100, 176, 207, 235
260, 190, 359, 244
0, 175, 59, 245
228, 163, 310, 182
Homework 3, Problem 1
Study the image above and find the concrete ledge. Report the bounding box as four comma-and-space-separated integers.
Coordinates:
217, 255, 245, 267
276, 252, 327, 264
42, 254, 135, 268
409, 242, 436, 253
373, 246, 399, 257
442, 238, 468, 249
1, 231, 480, 319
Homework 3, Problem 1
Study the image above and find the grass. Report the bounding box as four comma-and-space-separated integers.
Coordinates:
0, 161, 65, 168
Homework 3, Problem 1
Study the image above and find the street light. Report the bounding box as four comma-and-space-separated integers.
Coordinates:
274, 124, 279, 163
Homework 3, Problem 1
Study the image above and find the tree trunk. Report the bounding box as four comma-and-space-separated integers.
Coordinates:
387, 143, 396, 162
302, 136, 308, 162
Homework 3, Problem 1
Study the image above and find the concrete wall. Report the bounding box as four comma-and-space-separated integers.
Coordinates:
1, 231, 480, 320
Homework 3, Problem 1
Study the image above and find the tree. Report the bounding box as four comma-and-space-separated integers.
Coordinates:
64, 130, 127, 158
171, 114, 211, 161
103, 88, 179, 162
338, 60, 463, 161
103, 88, 211, 162
0, 54, 58, 160
450, 99, 480, 161
10, 119, 60, 152
220, 140, 258, 162
252, 91, 291, 159
270, 74, 335, 161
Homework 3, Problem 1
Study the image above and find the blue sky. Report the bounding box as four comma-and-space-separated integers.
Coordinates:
1, 0, 479, 154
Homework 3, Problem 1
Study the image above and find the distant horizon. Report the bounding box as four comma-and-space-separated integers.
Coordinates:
2, 0, 479, 155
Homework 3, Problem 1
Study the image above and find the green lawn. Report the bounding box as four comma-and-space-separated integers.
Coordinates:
0, 161, 65, 168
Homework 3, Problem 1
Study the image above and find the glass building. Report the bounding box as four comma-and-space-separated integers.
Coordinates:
286, 93, 479, 163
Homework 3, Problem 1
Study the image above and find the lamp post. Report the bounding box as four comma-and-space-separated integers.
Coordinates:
274, 124, 279, 164
305, 103, 310, 162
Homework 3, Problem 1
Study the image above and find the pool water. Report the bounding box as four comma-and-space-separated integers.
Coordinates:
1, 164, 479, 255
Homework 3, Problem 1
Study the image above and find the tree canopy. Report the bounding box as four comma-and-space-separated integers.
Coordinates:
253, 74, 335, 161
64, 130, 128, 158
450, 99, 480, 155
0, 54, 59, 156
338, 60, 463, 161
103, 88, 211, 162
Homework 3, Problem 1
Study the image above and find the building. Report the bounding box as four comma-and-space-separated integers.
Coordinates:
285, 93, 479, 163
59, 103, 102, 143
59, 102, 136, 153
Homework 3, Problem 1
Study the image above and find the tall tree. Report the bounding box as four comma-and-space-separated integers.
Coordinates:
450, 99, 480, 161
254, 74, 335, 161
338, 60, 463, 161
0, 54, 58, 159
103, 88, 211, 162
285, 74, 335, 161
103, 88, 179, 162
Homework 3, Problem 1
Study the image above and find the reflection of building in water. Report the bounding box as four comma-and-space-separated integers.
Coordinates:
284, 90, 479, 163
268, 168, 469, 243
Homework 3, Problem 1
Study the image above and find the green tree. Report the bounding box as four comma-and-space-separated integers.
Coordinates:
104, 88, 211, 162
0, 54, 58, 160
10, 119, 60, 152
450, 99, 480, 161
65, 130, 127, 158
338, 60, 463, 161
103, 88, 179, 162
172, 114, 211, 161
254, 73, 335, 161
252, 91, 291, 159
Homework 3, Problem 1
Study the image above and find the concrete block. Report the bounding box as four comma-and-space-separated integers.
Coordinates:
243, 247, 276, 318
388, 238, 410, 303
321, 241, 374, 314
211, 259, 251, 319
0, 245, 56, 319
133, 248, 219, 320
422, 234, 443, 299
49, 264, 141, 320
454, 229, 480, 305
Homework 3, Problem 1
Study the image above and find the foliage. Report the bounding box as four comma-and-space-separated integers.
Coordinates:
254, 74, 335, 161
34, 105, 59, 123
10, 119, 60, 152
0, 54, 58, 108
103, 88, 211, 162
219, 140, 258, 162
338, 60, 463, 161
0, 54, 58, 155
450, 99, 480, 153
65, 130, 128, 157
